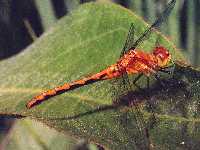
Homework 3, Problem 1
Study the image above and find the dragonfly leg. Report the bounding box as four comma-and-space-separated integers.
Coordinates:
154, 74, 165, 87
146, 77, 157, 128
133, 73, 143, 84
159, 68, 171, 74
132, 73, 144, 91
158, 64, 176, 76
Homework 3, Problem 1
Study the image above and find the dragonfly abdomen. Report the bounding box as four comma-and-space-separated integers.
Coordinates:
26, 65, 122, 108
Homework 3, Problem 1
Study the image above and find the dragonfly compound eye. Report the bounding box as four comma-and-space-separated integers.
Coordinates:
153, 46, 170, 60
153, 46, 171, 67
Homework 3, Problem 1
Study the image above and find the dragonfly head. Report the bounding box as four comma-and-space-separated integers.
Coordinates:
153, 46, 171, 67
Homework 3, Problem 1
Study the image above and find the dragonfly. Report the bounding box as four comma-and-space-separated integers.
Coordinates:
26, 0, 176, 113
27, 0, 176, 149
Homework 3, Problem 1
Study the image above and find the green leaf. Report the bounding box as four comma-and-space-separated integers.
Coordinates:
1, 119, 76, 150
1, 1, 199, 149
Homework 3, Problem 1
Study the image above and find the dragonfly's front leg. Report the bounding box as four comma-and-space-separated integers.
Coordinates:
131, 73, 144, 91
158, 64, 176, 76
154, 73, 165, 87
133, 73, 143, 84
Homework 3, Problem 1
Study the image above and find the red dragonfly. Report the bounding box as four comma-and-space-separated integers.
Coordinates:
26, 0, 176, 109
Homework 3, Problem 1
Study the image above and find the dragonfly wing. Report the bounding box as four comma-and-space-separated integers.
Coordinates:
120, 23, 135, 58
125, 0, 176, 54
112, 73, 152, 149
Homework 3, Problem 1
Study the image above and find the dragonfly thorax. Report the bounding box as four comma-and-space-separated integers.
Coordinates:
117, 50, 159, 76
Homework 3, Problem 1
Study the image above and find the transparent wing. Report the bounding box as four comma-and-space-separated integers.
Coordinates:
124, 0, 176, 54
120, 23, 135, 58
112, 72, 152, 149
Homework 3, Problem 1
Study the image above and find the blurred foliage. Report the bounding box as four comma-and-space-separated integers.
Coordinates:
0, 118, 100, 150
0, 119, 76, 150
